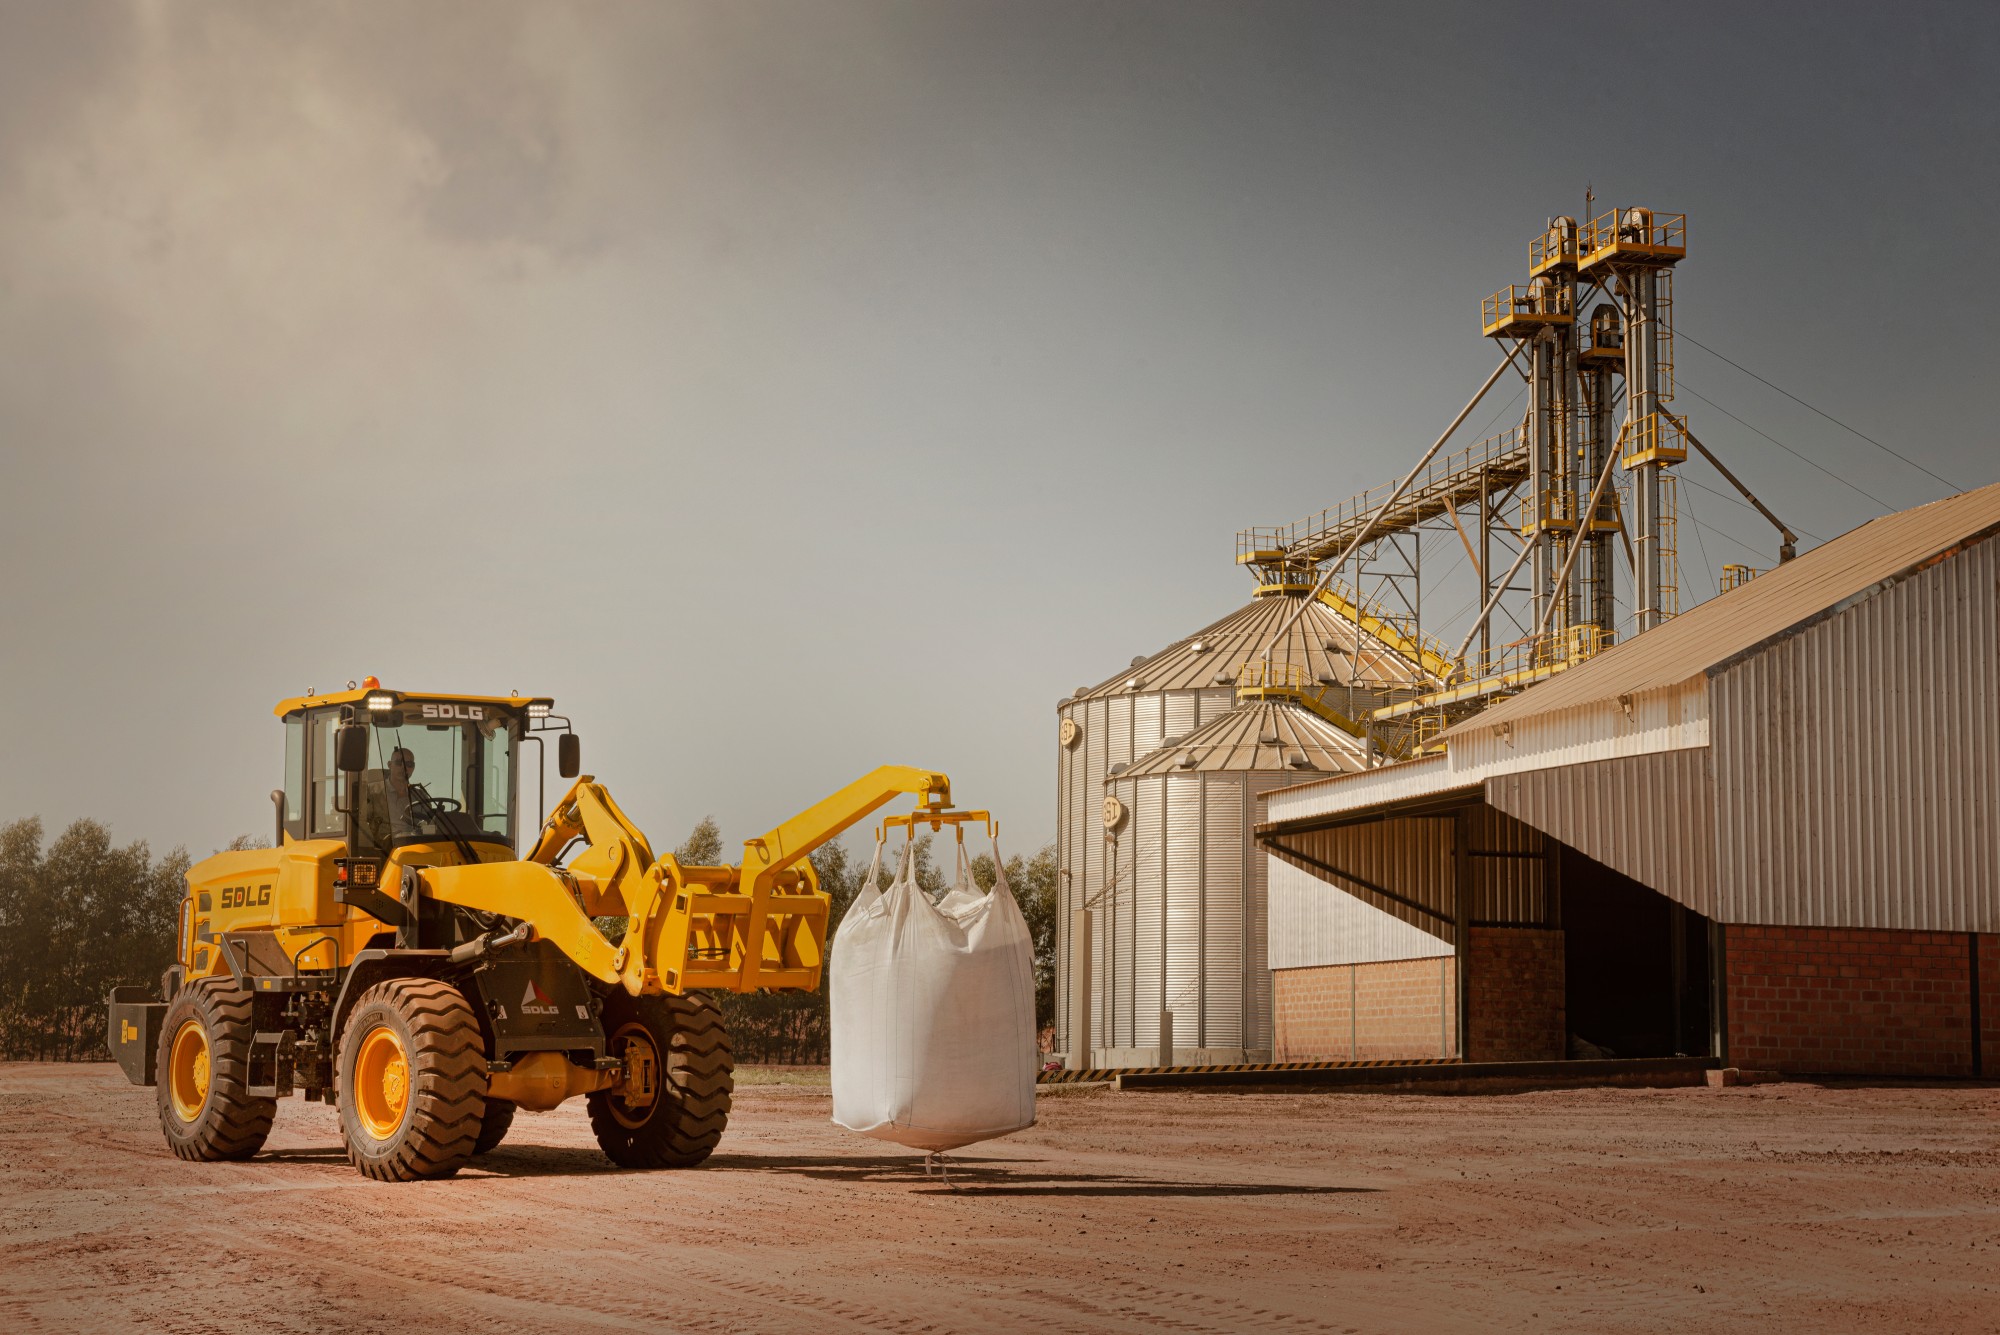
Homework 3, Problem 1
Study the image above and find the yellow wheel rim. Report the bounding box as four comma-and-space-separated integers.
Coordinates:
354, 1025, 411, 1141
167, 1018, 211, 1123
609, 1023, 661, 1130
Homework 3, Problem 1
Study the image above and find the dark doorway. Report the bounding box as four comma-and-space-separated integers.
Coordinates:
1559, 846, 1711, 1058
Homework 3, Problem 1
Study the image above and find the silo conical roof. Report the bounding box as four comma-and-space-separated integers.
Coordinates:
1070, 588, 1431, 703
1121, 699, 1368, 778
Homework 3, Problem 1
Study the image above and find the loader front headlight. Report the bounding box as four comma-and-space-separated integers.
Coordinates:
527, 702, 551, 718
366, 692, 397, 711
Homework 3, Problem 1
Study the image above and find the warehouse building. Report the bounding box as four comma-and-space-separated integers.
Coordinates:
1260, 481, 2000, 1077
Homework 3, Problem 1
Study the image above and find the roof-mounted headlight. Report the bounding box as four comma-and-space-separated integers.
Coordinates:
365, 691, 397, 711
527, 702, 552, 719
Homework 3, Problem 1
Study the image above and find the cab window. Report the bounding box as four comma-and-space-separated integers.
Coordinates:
352, 704, 519, 854
282, 716, 307, 841
308, 711, 347, 838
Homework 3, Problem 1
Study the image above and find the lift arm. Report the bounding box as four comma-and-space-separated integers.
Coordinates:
420, 765, 953, 997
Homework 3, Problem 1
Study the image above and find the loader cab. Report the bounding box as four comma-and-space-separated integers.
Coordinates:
275, 685, 548, 859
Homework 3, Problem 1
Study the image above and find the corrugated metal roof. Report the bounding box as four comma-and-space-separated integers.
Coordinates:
1441, 480, 2000, 740
1072, 589, 1427, 702
1121, 700, 1368, 778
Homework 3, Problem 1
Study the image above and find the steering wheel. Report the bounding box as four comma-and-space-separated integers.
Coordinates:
408, 785, 462, 814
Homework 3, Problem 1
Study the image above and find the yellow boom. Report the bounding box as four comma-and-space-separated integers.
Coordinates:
423, 765, 953, 997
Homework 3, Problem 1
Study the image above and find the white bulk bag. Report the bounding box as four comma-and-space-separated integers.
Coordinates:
830, 838, 1038, 1151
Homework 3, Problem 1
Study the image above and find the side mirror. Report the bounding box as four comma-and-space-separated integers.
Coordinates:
335, 723, 371, 774
558, 732, 581, 779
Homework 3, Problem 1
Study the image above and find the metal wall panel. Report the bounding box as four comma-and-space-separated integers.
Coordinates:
1464, 803, 1549, 924
1712, 536, 2000, 930
1165, 776, 1202, 1044
1164, 692, 1198, 742
1134, 694, 1164, 765
1203, 777, 1245, 1046
1266, 854, 1453, 968
1485, 748, 1717, 915
1446, 681, 1709, 778
1200, 688, 1234, 725
1133, 776, 1163, 1047
1108, 695, 1133, 770
1265, 754, 1457, 824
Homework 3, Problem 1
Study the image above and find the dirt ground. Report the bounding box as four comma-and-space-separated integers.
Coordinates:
4, 1065, 1998, 1334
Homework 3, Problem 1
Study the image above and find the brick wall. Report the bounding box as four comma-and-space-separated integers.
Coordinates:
1466, 927, 1566, 1062
1272, 957, 1456, 1061
1982, 934, 2000, 1077
1726, 925, 1993, 1077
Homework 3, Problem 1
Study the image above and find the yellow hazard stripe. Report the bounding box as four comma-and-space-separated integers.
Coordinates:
1037, 1056, 1459, 1084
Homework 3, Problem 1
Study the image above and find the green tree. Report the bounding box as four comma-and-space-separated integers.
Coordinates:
0, 817, 185, 1060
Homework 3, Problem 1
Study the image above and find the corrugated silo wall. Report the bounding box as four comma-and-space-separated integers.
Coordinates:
1092, 770, 1284, 1064
1055, 687, 1233, 1058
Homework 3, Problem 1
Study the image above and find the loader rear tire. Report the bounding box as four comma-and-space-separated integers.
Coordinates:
155, 980, 276, 1161
337, 978, 486, 1182
588, 991, 733, 1169
472, 1098, 516, 1156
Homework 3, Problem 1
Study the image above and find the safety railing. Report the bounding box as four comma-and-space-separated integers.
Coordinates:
1237, 424, 1530, 570
1618, 411, 1689, 468
1580, 208, 1687, 268
1365, 622, 1609, 730
1720, 563, 1763, 593
1453, 623, 1607, 685
1482, 283, 1574, 336
1528, 222, 1579, 276
1231, 661, 1369, 738
1318, 578, 1456, 681
1519, 487, 1577, 535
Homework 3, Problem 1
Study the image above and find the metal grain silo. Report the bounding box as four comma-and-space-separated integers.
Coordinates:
1055, 586, 1427, 1067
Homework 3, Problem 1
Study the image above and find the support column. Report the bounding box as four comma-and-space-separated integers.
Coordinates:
1529, 333, 1555, 631
1561, 319, 1584, 632
1454, 807, 1473, 1059
1477, 466, 1492, 665
1628, 268, 1664, 632
1587, 359, 1616, 633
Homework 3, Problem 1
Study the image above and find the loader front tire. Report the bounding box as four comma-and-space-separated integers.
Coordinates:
338, 978, 486, 1181
155, 980, 276, 1161
588, 991, 733, 1169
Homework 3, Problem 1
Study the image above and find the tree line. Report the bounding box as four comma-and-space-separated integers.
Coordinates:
0, 818, 188, 1060
0, 815, 1056, 1066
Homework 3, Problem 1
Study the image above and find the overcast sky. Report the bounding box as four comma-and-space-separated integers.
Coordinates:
3, 1, 1995, 863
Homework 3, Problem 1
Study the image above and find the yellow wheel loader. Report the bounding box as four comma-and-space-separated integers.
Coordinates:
108, 679, 958, 1181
